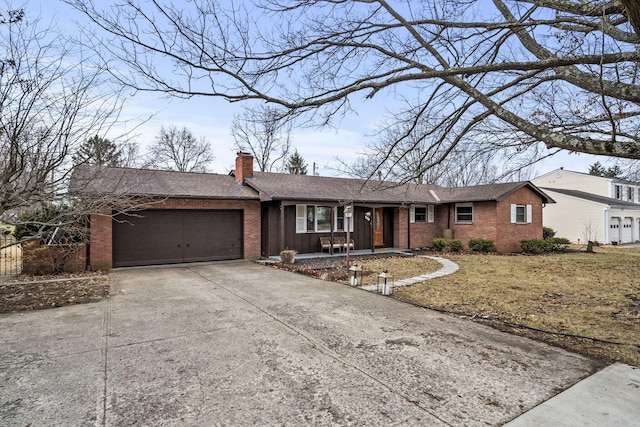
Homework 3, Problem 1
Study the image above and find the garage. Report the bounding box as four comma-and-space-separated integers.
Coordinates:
112, 210, 243, 267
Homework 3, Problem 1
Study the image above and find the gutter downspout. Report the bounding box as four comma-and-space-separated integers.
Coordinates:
604, 207, 610, 244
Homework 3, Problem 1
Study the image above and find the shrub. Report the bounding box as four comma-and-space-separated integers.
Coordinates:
14, 206, 84, 244
520, 239, 546, 254
448, 239, 463, 252
546, 237, 571, 251
432, 237, 448, 251
468, 238, 495, 253
543, 226, 556, 239
521, 237, 571, 254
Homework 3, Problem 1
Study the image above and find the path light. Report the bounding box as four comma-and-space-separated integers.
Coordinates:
377, 269, 394, 295
348, 263, 363, 287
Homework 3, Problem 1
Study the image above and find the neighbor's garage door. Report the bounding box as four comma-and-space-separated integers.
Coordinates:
113, 210, 243, 267
621, 218, 633, 243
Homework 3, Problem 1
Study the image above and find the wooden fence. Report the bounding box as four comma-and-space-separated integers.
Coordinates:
0, 235, 22, 276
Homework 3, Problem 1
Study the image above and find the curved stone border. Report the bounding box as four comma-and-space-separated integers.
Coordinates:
361, 256, 459, 292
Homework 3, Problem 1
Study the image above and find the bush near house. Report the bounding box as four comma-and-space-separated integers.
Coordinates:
448, 239, 463, 252
543, 226, 556, 239
520, 237, 571, 254
431, 237, 462, 252
468, 238, 495, 253
432, 237, 448, 251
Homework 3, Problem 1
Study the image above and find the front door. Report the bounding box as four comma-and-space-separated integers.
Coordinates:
374, 208, 384, 246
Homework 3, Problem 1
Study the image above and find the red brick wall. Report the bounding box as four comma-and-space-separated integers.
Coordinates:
450, 201, 499, 248
89, 198, 261, 269
495, 187, 544, 252
22, 240, 87, 274
407, 222, 438, 249
418, 187, 544, 253
89, 213, 112, 270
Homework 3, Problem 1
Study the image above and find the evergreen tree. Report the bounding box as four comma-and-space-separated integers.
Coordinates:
588, 162, 623, 178
73, 135, 123, 167
286, 149, 308, 175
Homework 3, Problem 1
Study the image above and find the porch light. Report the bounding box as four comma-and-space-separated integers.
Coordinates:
348, 263, 363, 287
377, 269, 394, 295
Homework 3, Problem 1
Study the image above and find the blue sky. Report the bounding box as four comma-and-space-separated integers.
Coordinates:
30, 0, 613, 178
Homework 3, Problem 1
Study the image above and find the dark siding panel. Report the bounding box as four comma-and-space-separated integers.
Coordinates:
282, 205, 374, 254
383, 208, 394, 247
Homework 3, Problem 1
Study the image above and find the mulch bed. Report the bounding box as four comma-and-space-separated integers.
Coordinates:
269, 252, 409, 282
0, 272, 110, 314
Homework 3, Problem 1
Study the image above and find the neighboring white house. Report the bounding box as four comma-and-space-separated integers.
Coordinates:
532, 169, 640, 244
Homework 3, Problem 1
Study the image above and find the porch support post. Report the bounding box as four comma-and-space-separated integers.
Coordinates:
329, 207, 334, 255
279, 203, 285, 252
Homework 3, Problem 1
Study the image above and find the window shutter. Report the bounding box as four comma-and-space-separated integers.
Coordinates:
510, 204, 517, 223
526, 204, 532, 223
427, 205, 434, 223
296, 205, 306, 233
410, 206, 415, 223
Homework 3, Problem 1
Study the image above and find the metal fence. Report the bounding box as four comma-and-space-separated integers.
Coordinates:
0, 235, 22, 276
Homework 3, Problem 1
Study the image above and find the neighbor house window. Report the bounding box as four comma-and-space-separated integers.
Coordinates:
614, 184, 623, 200
296, 205, 353, 233
511, 204, 532, 224
455, 203, 473, 223
410, 205, 435, 223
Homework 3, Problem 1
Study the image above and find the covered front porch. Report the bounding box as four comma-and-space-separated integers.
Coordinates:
260, 201, 407, 257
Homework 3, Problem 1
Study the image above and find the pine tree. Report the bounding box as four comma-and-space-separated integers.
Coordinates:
588, 162, 623, 178
73, 135, 123, 167
286, 149, 308, 175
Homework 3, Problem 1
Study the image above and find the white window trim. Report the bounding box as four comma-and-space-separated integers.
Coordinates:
455, 203, 473, 224
296, 205, 353, 233
410, 205, 435, 223
334, 206, 354, 232
296, 205, 307, 233
511, 204, 532, 224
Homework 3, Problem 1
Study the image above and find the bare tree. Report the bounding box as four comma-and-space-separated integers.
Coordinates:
66, 0, 640, 184
145, 125, 214, 172
231, 106, 291, 172
0, 5, 124, 221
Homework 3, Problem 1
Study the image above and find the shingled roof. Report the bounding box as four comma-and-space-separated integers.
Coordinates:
541, 187, 639, 209
70, 164, 552, 206
243, 172, 553, 205
243, 172, 440, 204
70, 165, 259, 200
433, 181, 555, 204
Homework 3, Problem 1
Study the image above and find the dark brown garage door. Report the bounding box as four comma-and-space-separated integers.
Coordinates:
112, 210, 243, 267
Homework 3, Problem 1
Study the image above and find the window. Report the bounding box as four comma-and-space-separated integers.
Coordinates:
410, 205, 435, 223
334, 206, 353, 231
511, 204, 532, 224
614, 184, 623, 200
628, 187, 635, 203
455, 203, 473, 223
296, 205, 353, 233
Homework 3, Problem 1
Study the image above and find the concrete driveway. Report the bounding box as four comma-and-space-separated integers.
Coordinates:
1, 261, 598, 426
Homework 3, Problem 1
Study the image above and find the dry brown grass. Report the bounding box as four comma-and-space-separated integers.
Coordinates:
352, 247, 640, 366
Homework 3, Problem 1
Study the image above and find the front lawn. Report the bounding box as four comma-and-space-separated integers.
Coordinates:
390, 246, 640, 366
269, 246, 639, 365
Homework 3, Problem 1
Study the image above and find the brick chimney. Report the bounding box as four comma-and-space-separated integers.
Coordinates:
235, 152, 254, 184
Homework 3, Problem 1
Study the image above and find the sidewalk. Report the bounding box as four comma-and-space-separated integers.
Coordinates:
506, 363, 640, 426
